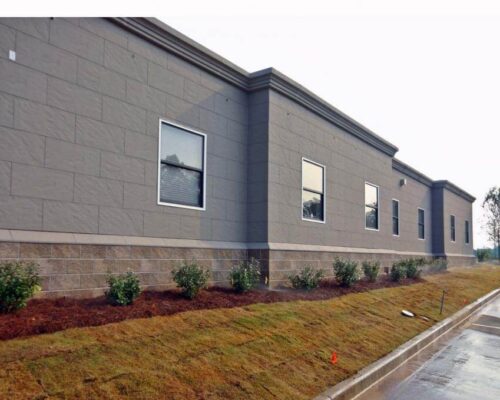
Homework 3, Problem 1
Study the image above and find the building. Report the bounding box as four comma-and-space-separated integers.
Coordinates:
0, 17, 475, 297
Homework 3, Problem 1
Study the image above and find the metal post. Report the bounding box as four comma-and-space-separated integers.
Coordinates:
440, 290, 446, 315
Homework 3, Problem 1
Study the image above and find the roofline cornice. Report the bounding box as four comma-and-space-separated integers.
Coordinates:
392, 158, 433, 187
249, 69, 398, 156
110, 17, 250, 89
432, 180, 476, 202
392, 159, 476, 202
109, 17, 399, 157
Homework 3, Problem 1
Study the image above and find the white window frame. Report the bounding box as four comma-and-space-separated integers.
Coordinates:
364, 181, 379, 231
157, 118, 207, 211
450, 214, 456, 242
392, 198, 400, 237
417, 207, 426, 240
301, 157, 326, 224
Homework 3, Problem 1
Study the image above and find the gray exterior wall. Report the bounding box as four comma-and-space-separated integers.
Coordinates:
442, 189, 474, 256
266, 91, 433, 254
431, 186, 445, 255
0, 17, 476, 295
247, 89, 269, 243
389, 170, 433, 254
0, 17, 249, 243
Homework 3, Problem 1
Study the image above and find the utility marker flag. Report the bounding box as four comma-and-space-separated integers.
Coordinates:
331, 351, 338, 364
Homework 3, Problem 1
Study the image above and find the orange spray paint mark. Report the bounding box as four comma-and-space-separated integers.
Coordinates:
331, 351, 338, 364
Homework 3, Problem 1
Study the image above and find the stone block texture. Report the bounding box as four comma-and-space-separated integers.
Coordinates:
0, 18, 475, 296
1, 241, 247, 297
0, 17, 247, 244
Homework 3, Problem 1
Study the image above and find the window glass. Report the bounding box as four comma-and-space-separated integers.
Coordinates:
465, 221, 470, 244
159, 164, 202, 207
450, 215, 456, 241
160, 123, 203, 170
365, 206, 378, 230
302, 160, 324, 222
159, 121, 205, 208
392, 200, 399, 236
302, 190, 323, 221
302, 161, 324, 193
365, 184, 378, 208
365, 183, 379, 230
418, 209, 425, 239
393, 218, 399, 236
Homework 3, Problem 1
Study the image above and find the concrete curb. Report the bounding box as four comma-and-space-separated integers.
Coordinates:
313, 288, 500, 400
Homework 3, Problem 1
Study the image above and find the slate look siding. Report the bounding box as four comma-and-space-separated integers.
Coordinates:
0, 18, 248, 243
0, 18, 475, 295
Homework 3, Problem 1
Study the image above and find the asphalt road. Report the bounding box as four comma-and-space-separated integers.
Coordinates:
357, 296, 500, 400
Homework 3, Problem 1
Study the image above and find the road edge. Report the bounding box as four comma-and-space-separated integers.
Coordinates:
313, 287, 500, 400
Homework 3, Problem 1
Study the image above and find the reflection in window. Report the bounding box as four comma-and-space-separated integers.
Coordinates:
365, 183, 379, 230
158, 121, 205, 208
302, 159, 324, 222
418, 209, 425, 239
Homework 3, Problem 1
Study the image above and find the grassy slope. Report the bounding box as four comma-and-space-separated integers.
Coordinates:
0, 266, 499, 400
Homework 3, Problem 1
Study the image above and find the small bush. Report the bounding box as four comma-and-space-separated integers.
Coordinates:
230, 258, 261, 293
404, 259, 421, 279
289, 266, 324, 290
476, 249, 491, 262
391, 258, 422, 280
390, 263, 406, 282
429, 258, 448, 272
414, 257, 427, 267
362, 261, 380, 282
333, 258, 359, 287
172, 261, 210, 299
106, 271, 141, 306
0, 262, 41, 313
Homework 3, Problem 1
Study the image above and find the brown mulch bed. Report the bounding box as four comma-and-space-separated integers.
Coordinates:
0, 277, 423, 341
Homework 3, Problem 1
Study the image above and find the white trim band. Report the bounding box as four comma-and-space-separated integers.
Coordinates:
0, 229, 247, 249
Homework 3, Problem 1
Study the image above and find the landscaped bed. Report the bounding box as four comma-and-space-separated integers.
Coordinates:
1, 275, 421, 341
0, 265, 499, 399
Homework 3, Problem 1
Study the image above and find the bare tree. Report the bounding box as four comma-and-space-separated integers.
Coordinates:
483, 187, 500, 259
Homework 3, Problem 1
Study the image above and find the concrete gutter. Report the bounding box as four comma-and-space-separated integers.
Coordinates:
314, 288, 500, 400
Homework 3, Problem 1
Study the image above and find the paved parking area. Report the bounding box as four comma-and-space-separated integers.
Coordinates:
357, 296, 500, 400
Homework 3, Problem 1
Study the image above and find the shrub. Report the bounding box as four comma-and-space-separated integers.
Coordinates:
414, 257, 427, 267
429, 258, 448, 272
476, 249, 491, 262
230, 258, 261, 293
289, 266, 324, 290
0, 262, 41, 313
172, 261, 210, 299
333, 258, 359, 287
106, 271, 141, 306
390, 263, 406, 282
391, 258, 422, 280
362, 261, 380, 282
404, 259, 421, 279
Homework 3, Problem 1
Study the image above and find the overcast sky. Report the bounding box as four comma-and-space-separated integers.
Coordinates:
11, 0, 500, 247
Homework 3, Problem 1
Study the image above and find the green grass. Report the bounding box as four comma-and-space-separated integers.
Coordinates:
1, 265, 499, 399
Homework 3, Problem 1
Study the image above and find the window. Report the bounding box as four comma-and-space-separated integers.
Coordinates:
392, 199, 399, 236
158, 120, 206, 209
450, 215, 456, 242
365, 183, 379, 230
465, 220, 470, 244
302, 159, 325, 222
418, 208, 425, 239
